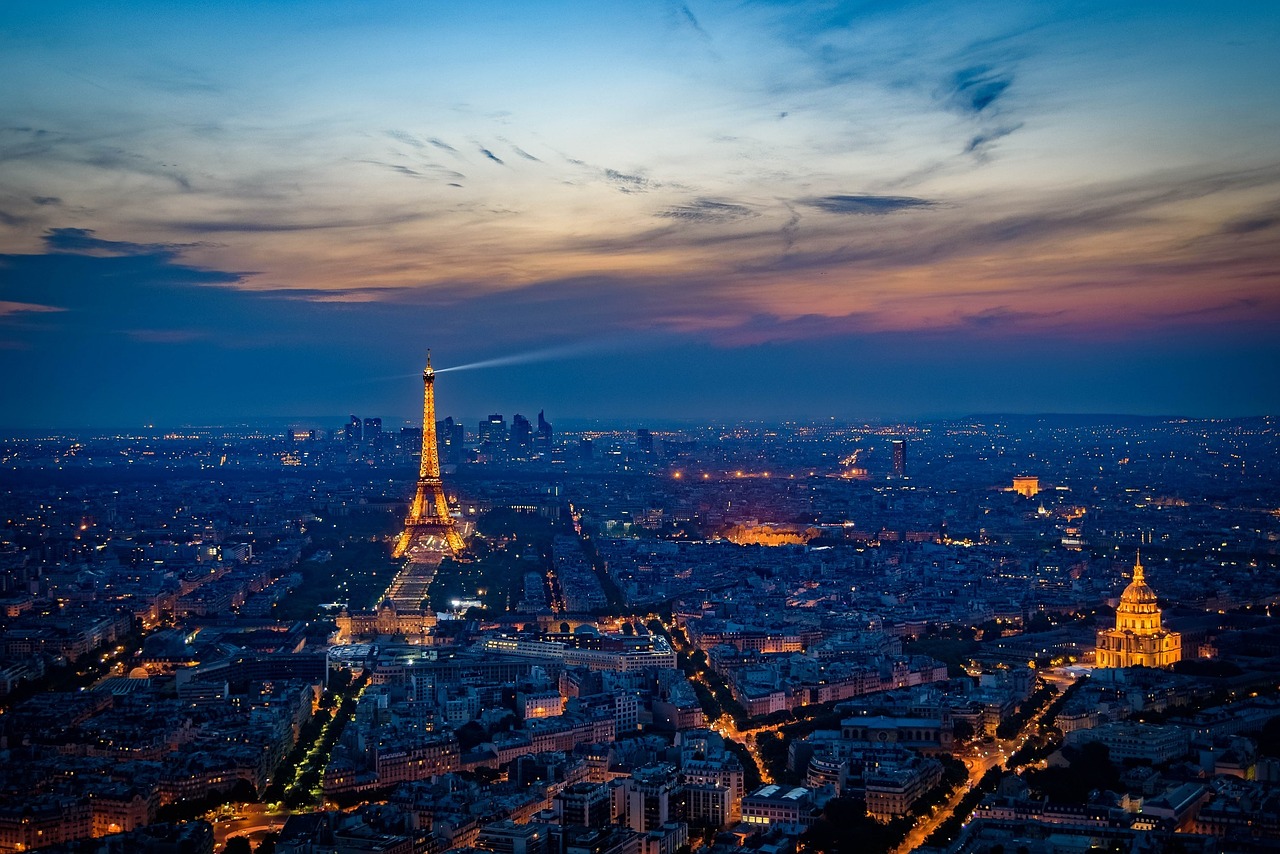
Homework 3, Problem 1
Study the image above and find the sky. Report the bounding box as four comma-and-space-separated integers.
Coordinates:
1, 0, 1278, 428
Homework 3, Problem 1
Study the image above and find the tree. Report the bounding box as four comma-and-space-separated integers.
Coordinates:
756, 731, 793, 784
801, 797, 908, 854
1024, 741, 1119, 803
1257, 715, 1280, 758
225, 838, 252, 854
1026, 612, 1054, 633
456, 720, 488, 751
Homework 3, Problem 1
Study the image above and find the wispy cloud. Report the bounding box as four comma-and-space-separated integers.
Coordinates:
124, 328, 211, 343
678, 4, 712, 41
0, 300, 65, 317
604, 168, 650, 193
1218, 203, 1280, 236
958, 305, 1064, 331
940, 65, 1014, 115
362, 160, 428, 179
964, 123, 1023, 157
161, 210, 436, 234
803, 195, 936, 215
657, 198, 753, 223
386, 129, 426, 149
42, 227, 196, 257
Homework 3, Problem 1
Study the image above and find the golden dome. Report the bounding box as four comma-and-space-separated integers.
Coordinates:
1117, 552, 1160, 614
1120, 557, 1157, 602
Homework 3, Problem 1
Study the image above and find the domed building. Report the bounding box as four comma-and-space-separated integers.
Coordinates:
1095, 553, 1181, 669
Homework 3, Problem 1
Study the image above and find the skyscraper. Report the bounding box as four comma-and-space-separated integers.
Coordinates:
892, 439, 906, 477
437, 416, 465, 465
363, 417, 383, 450
450, 419, 465, 462
511, 413, 533, 458
479, 414, 507, 447
535, 410, 552, 457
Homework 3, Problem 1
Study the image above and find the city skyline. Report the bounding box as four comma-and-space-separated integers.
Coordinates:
2, 1, 1279, 427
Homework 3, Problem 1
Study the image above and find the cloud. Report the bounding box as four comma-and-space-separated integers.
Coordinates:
678, 4, 711, 41
358, 158, 465, 181
125, 328, 211, 343
0, 300, 65, 317
42, 227, 195, 257
386, 129, 425, 149
1, 127, 195, 195
604, 168, 650, 193
81, 146, 192, 191
0, 126, 70, 162
428, 137, 458, 153
478, 147, 505, 165
1219, 204, 1280, 236
1143, 298, 1262, 323
510, 145, 541, 162
942, 65, 1013, 114
2, 217, 1277, 425
30, 196, 61, 206
1, 240, 247, 340
1222, 217, 1278, 235
364, 160, 426, 179
161, 210, 436, 234
657, 199, 753, 223
134, 60, 223, 96
959, 306, 1064, 330
803, 194, 936, 215
964, 123, 1023, 157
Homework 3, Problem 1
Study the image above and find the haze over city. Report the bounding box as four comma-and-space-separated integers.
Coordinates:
3, 0, 1279, 427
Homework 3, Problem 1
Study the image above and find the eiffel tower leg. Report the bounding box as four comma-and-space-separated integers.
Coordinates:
392, 530, 412, 559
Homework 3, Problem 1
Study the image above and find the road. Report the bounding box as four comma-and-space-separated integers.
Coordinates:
210, 803, 291, 851
891, 677, 1068, 853
891, 741, 1011, 853
707, 712, 789, 784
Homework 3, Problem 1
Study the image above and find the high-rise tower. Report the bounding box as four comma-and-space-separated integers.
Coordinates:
394, 353, 465, 557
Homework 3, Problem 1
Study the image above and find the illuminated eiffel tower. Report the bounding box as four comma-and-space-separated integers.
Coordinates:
393, 353, 465, 558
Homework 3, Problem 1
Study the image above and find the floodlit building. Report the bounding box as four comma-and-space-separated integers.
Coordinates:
1095, 553, 1182, 669
1011, 476, 1040, 497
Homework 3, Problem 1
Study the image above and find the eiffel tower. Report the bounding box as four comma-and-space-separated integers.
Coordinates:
393, 353, 465, 558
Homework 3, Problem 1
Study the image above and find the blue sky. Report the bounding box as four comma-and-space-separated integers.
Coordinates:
2, 1, 1278, 427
